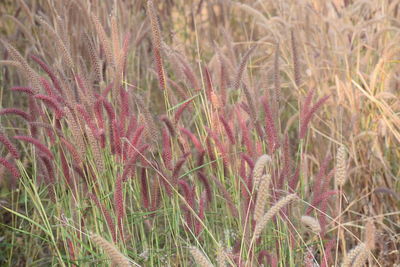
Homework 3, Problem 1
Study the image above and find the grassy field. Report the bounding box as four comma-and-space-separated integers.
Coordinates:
0, 0, 399, 266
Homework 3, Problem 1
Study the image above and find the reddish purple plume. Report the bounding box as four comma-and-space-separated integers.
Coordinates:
0, 108, 30, 121
102, 98, 116, 121
236, 108, 254, 156
262, 97, 278, 153
258, 251, 278, 267
299, 92, 330, 139
0, 133, 20, 159
219, 115, 235, 144
113, 175, 125, 240
89, 193, 117, 242
30, 54, 63, 94
195, 191, 207, 236
178, 179, 195, 209
161, 128, 173, 170
34, 94, 65, 119
197, 172, 212, 203
60, 137, 82, 164
140, 168, 150, 209
174, 99, 193, 123
320, 238, 336, 267
119, 88, 130, 128
40, 155, 56, 202
180, 128, 204, 153
125, 115, 137, 139
172, 152, 190, 182
160, 115, 175, 137
206, 127, 228, 167
10, 86, 35, 95
203, 65, 214, 101
112, 119, 122, 155
0, 157, 20, 179
102, 83, 113, 97
14, 135, 54, 160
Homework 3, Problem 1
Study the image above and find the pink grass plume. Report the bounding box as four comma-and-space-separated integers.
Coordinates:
0, 157, 20, 179
0, 133, 20, 159
0, 108, 30, 121
14, 135, 54, 160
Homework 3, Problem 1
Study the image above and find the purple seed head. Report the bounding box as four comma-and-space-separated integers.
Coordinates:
14, 135, 54, 160
0, 108, 30, 121
0, 133, 20, 159
0, 157, 20, 179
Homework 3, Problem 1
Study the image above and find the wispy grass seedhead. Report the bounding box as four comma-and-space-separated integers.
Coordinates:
1, 39, 41, 92
341, 243, 367, 267
90, 13, 114, 68
254, 174, 271, 223
189, 246, 214, 267
36, 16, 74, 70
114, 174, 125, 241
335, 144, 347, 187
301, 215, 321, 234
90, 232, 131, 266
147, 0, 166, 91
253, 193, 297, 240
232, 45, 256, 91
252, 154, 272, 190
30, 54, 63, 95
291, 29, 301, 89
262, 97, 278, 153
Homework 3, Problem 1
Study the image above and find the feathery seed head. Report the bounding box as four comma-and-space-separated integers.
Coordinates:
252, 155, 272, 190
341, 243, 367, 267
301, 215, 321, 234
189, 246, 214, 267
90, 232, 131, 266
254, 174, 271, 223
254, 193, 297, 239
365, 219, 376, 251
335, 144, 347, 187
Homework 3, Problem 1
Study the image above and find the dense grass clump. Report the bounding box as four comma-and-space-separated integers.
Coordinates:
0, 0, 399, 266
